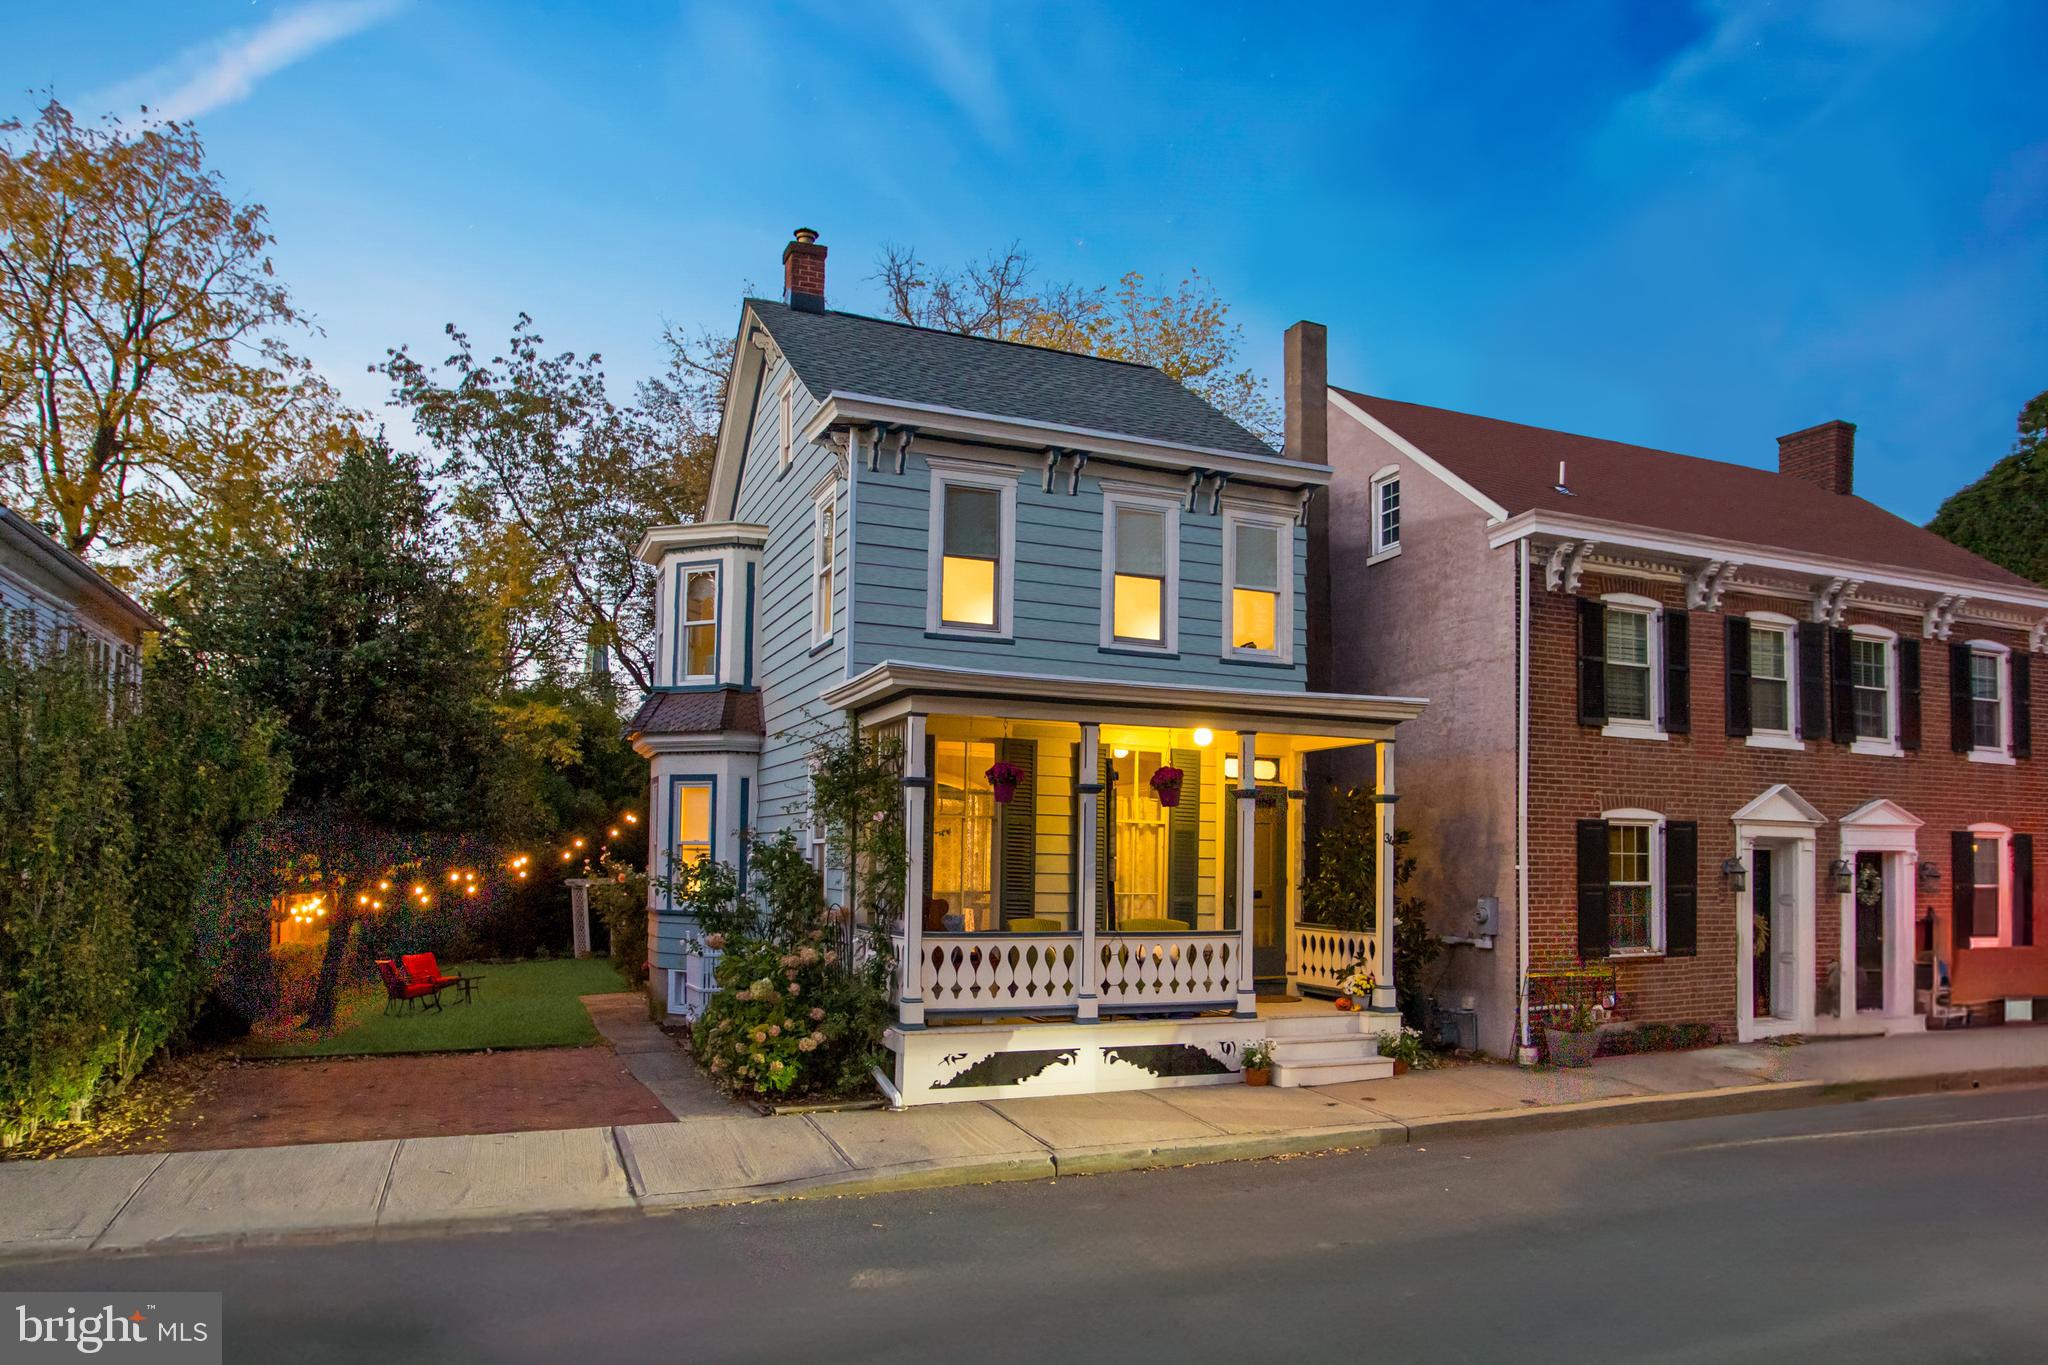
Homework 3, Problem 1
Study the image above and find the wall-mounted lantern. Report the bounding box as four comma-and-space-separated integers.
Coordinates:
1829, 858, 1855, 894
1918, 860, 1941, 891
1720, 856, 1747, 893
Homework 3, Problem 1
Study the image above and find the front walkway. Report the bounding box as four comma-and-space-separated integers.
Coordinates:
4, 1028, 2044, 1261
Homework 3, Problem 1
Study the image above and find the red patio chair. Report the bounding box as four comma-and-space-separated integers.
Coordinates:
377, 958, 442, 1014
401, 952, 461, 990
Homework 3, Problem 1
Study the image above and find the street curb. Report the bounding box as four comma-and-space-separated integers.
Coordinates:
4, 1069, 2043, 1264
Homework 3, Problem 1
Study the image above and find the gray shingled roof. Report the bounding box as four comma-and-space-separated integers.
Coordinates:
748, 299, 1275, 458
625, 688, 764, 738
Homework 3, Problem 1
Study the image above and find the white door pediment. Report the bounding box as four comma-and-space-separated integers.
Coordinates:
1839, 798, 1924, 832
1731, 783, 1825, 830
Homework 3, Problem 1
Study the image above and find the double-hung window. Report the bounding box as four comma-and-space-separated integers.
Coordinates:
1604, 606, 1653, 724
927, 462, 1014, 637
1607, 820, 1658, 954
1851, 637, 1891, 741
1225, 509, 1290, 661
1101, 486, 1179, 651
931, 739, 998, 931
678, 566, 718, 682
1970, 648, 2005, 753
811, 484, 835, 644
1749, 624, 1792, 734
1967, 826, 2009, 946
674, 782, 713, 872
1370, 471, 1401, 557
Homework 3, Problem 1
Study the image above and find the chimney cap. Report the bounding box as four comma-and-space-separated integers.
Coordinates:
791, 227, 819, 245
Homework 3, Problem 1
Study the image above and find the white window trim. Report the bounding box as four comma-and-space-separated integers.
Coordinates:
676, 563, 721, 685
1966, 639, 2015, 766
1604, 807, 1666, 958
811, 479, 837, 646
1967, 822, 2014, 949
1099, 482, 1180, 653
1599, 593, 1665, 741
1369, 464, 1402, 562
1221, 503, 1294, 665
1744, 610, 1804, 752
925, 457, 1017, 640
1848, 625, 1903, 758
778, 375, 796, 472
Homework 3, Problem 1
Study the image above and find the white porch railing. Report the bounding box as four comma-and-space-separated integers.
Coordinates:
676, 946, 720, 1019
916, 934, 1082, 1011
1291, 924, 1377, 994
1096, 932, 1241, 1009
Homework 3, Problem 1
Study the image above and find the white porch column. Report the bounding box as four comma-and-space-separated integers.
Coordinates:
900, 713, 928, 1028
1075, 721, 1101, 1021
1235, 730, 1258, 1018
1373, 739, 1399, 1012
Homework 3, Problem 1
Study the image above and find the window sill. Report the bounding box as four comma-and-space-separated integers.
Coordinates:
1967, 937, 2012, 950
1968, 749, 2017, 766
807, 636, 836, 657
1851, 738, 1903, 758
1745, 733, 1805, 752
1601, 721, 1667, 742
1220, 653, 1296, 670
1365, 544, 1402, 566
1608, 949, 1665, 962
1100, 643, 1178, 659
923, 628, 1012, 644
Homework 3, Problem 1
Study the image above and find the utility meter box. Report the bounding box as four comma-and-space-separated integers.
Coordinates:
1472, 896, 1500, 938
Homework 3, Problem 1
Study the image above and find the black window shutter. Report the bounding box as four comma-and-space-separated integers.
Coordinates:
2014, 833, 2036, 948
1576, 819, 1611, 960
1949, 644, 1973, 753
1577, 598, 1607, 727
1665, 821, 1698, 957
1662, 609, 1691, 734
1951, 829, 1974, 959
996, 739, 1037, 925
2013, 655, 2033, 760
1166, 747, 1201, 923
1797, 623, 1827, 739
1899, 639, 1922, 752
1724, 617, 1752, 737
1830, 628, 1855, 744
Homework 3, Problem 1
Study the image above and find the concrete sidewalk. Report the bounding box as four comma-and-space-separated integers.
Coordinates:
4, 1027, 2044, 1262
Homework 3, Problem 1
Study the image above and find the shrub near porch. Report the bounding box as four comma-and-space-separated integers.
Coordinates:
242, 957, 626, 1058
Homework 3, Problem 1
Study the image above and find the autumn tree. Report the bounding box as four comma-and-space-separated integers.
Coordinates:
873, 243, 1280, 444
0, 99, 347, 575
381, 317, 699, 690
638, 319, 731, 521
1928, 389, 2048, 587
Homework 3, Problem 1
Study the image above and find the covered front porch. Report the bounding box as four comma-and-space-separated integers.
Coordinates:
820, 664, 1423, 1105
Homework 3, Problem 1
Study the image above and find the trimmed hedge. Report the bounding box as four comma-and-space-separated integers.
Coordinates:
0, 636, 283, 1144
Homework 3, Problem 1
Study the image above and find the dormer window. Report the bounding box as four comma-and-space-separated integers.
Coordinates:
1223, 508, 1290, 662
926, 460, 1015, 638
679, 565, 718, 682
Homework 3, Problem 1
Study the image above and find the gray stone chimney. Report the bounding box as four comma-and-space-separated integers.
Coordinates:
1777, 419, 1855, 495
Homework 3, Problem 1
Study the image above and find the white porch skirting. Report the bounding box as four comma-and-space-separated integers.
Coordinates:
883, 1017, 1256, 1105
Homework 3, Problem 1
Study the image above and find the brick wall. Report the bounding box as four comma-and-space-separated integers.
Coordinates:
1528, 562, 2047, 1034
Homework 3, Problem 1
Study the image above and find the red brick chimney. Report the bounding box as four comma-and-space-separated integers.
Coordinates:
1777, 419, 1855, 495
1284, 320, 1327, 464
782, 228, 827, 313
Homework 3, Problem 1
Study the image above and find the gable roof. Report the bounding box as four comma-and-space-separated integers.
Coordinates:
0, 506, 164, 632
749, 299, 1275, 460
1335, 390, 2036, 593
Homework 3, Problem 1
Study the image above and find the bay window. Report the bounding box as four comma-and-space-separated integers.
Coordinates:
678, 566, 718, 682
674, 781, 713, 871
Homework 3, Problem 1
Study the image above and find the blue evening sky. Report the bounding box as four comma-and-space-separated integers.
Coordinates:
6, 1, 2045, 521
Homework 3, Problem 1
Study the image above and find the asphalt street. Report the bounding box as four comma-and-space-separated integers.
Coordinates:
7, 1085, 2047, 1364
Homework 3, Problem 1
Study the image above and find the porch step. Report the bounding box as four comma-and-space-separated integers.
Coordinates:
1268, 1034, 1378, 1063
1272, 1056, 1395, 1087
1264, 1012, 1373, 1039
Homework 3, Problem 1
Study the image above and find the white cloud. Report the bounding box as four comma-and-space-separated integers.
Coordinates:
96, 0, 405, 123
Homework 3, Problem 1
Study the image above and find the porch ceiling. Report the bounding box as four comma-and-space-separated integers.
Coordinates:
822, 662, 1425, 742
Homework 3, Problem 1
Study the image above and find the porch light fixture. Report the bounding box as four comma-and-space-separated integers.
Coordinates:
1918, 860, 1940, 891
1192, 727, 1214, 748
1720, 856, 1747, 892
1829, 858, 1854, 894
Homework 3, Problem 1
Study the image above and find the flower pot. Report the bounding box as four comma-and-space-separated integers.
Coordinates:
1154, 784, 1181, 808
990, 779, 1018, 805
1391, 1059, 1410, 1076
1544, 1027, 1601, 1068
1243, 1067, 1271, 1086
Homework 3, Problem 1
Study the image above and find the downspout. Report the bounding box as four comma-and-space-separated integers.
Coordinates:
1516, 537, 1534, 1063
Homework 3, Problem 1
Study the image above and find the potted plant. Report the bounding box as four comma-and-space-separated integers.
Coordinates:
1378, 1025, 1427, 1075
1150, 765, 1184, 808
1543, 999, 1608, 1068
1337, 965, 1375, 1011
1240, 1039, 1274, 1085
986, 760, 1022, 804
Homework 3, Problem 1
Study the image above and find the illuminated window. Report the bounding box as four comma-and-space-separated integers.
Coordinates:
680, 567, 718, 681
931, 739, 997, 930
928, 464, 1013, 636
1967, 825, 2014, 947
812, 486, 835, 643
675, 783, 713, 870
1110, 750, 1169, 924
1227, 517, 1283, 656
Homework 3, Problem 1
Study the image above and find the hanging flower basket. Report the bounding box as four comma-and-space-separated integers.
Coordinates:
986, 760, 1023, 804
1150, 765, 1185, 808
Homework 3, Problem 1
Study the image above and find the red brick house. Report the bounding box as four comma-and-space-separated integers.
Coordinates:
1305, 356, 2048, 1058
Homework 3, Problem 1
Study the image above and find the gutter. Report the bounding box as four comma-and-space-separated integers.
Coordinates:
0, 508, 163, 633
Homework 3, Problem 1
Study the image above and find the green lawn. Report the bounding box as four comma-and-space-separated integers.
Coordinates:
244, 957, 634, 1059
